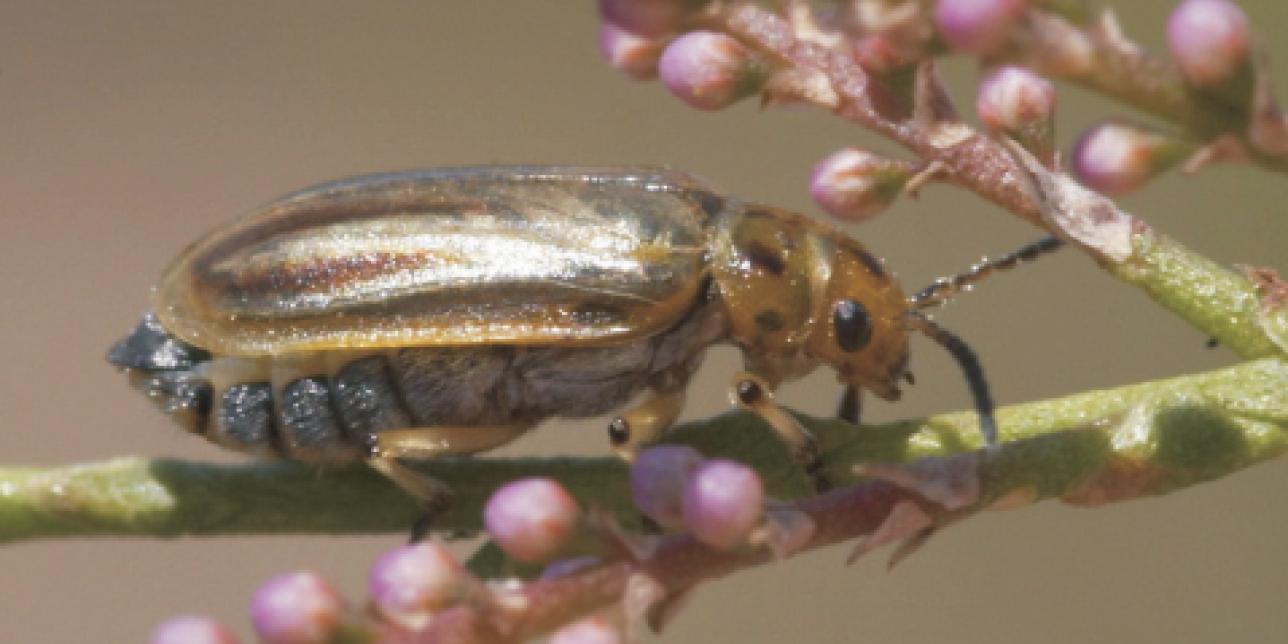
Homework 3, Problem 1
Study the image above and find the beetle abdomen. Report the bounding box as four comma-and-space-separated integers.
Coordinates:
109, 299, 722, 461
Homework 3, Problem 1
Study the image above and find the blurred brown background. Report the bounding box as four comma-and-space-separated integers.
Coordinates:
3, 2, 1287, 642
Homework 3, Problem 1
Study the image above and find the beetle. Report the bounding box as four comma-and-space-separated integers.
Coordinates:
108, 166, 1056, 519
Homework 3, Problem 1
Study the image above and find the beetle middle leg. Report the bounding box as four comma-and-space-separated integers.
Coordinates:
367, 424, 531, 541
607, 387, 688, 461
731, 373, 831, 492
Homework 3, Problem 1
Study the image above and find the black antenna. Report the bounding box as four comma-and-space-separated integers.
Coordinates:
909, 235, 1063, 311
903, 312, 998, 448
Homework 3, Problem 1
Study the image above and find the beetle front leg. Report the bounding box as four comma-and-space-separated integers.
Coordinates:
731, 373, 831, 492
837, 385, 862, 425
367, 424, 531, 541
607, 388, 687, 461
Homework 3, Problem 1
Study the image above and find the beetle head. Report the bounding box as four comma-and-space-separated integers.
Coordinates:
712, 205, 909, 399
804, 235, 910, 401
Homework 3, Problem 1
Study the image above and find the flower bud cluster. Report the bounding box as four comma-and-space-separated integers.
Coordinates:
150, 451, 773, 641
631, 445, 766, 550
597, 1, 766, 111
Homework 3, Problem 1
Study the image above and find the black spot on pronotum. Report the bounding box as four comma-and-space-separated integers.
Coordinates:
754, 309, 785, 332
856, 250, 886, 278
745, 241, 786, 275
833, 299, 872, 352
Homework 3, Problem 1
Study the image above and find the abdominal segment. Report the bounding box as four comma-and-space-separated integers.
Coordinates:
108, 306, 716, 462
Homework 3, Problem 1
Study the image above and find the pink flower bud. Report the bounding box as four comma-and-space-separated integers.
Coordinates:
1070, 122, 1185, 195
549, 616, 623, 644
369, 541, 469, 624
682, 459, 765, 550
249, 571, 346, 644
810, 149, 912, 222
977, 66, 1054, 132
1167, 0, 1250, 87
933, 0, 1027, 55
484, 478, 583, 564
658, 31, 761, 111
149, 616, 240, 644
599, 0, 691, 38
598, 22, 664, 81
976, 65, 1055, 161
630, 445, 705, 530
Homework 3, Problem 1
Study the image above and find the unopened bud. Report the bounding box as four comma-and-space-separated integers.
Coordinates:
933, 0, 1027, 55
682, 459, 765, 550
368, 541, 470, 627
1070, 122, 1186, 195
658, 31, 763, 111
149, 616, 240, 644
810, 149, 913, 222
977, 66, 1055, 162
1167, 0, 1251, 87
598, 22, 665, 81
630, 445, 705, 530
484, 477, 583, 564
250, 572, 346, 644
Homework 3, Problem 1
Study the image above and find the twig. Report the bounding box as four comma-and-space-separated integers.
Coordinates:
414, 356, 1288, 643
3, 358, 1284, 545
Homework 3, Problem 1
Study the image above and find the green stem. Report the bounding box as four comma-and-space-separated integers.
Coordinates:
1110, 230, 1286, 359
2, 358, 1283, 544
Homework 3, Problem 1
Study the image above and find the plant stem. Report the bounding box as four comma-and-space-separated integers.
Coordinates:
2, 358, 1282, 544
415, 356, 1288, 643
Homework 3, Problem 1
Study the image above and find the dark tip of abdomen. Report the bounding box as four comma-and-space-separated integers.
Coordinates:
107, 313, 211, 370
128, 370, 213, 435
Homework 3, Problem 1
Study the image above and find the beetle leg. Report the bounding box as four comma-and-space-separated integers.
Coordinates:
837, 385, 862, 425
607, 388, 687, 461
367, 424, 531, 541
730, 373, 831, 492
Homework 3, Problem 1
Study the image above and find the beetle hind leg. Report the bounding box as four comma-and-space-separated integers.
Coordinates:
366, 424, 532, 541
366, 456, 455, 542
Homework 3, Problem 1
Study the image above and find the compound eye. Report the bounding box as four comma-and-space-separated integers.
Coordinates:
833, 299, 872, 353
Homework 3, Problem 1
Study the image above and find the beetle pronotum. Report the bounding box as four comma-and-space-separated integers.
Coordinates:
108, 166, 1057, 521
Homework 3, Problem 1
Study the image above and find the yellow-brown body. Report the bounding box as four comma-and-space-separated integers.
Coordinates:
108, 167, 911, 497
